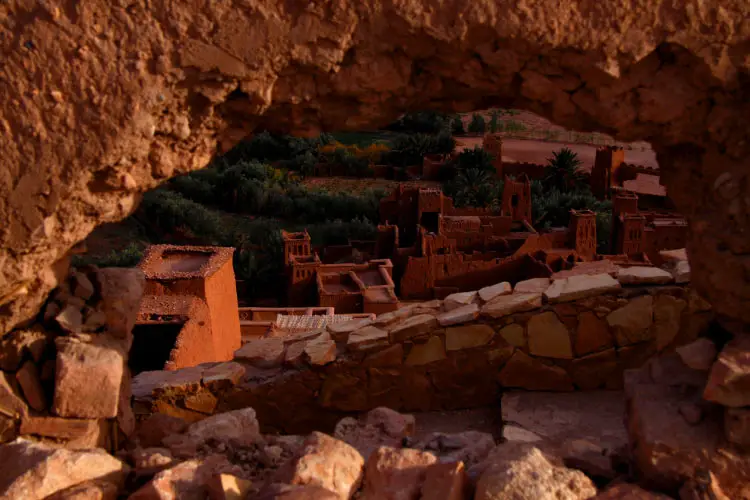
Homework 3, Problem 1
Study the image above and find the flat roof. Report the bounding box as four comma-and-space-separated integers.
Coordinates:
138, 244, 234, 280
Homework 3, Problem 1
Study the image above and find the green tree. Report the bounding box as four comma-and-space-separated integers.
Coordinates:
451, 146, 496, 173
543, 148, 588, 192
488, 110, 499, 133
451, 115, 465, 135
467, 113, 486, 135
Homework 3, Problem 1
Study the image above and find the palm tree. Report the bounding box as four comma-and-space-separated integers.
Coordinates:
452, 168, 496, 207
543, 148, 588, 192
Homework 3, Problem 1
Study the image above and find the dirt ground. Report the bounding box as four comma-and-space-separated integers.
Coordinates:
456, 137, 659, 172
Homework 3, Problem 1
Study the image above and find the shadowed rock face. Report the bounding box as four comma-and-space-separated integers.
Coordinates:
0, 0, 749, 334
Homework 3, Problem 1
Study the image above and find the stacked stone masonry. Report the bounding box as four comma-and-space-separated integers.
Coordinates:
0, 266, 145, 451
133, 270, 715, 435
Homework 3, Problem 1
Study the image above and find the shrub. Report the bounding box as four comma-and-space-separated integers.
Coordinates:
137, 189, 226, 243
385, 111, 451, 134
532, 187, 611, 228
443, 168, 500, 208
488, 110, 499, 133
450, 146, 496, 173
467, 113, 486, 135
72, 242, 145, 268
451, 115, 465, 135
383, 133, 454, 167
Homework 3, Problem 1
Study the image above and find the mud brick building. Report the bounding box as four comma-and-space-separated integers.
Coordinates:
132, 245, 241, 373
611, 192, 687, 263
282, 230, 400, 314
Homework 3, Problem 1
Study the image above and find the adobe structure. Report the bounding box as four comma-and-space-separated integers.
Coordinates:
132, 245, 241, 373
610, 192, 687, 264
590, 146, 668, 207
282, 230, 400, 315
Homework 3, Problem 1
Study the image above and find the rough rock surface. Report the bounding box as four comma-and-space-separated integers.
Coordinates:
279, 431, 364, 499
0, 438, 128, 500
2, 0, 750, 335
475, 443, 597, 500
361, 446, 438, 500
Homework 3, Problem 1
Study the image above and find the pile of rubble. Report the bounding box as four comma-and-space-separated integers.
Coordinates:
0, 266, 145, 451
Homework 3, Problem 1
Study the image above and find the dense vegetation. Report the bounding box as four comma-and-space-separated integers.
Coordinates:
78, 110, 616, 300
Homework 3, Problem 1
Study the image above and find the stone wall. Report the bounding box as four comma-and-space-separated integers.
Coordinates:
0, 267, 144, 449
132, 270, 715, 434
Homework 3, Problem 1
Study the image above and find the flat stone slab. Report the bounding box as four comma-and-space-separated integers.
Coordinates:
234, 338, 285, 368
544, 274, 621, 303
513, 278, 550, 294
347, 326, 389, 351
437, 303, 479, 326
478, 282, 512, 303
550, 260, 620, 280
480, 293, 542, 318
501, 391, 628, 452
443, 291, 477, 311
616, 266, 674, 285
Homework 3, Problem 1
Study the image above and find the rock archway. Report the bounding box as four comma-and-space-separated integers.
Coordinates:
1, 0, 749, 334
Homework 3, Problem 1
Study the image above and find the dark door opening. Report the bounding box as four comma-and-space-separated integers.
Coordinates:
129, 323, 183, 375
420, 212, 440, 234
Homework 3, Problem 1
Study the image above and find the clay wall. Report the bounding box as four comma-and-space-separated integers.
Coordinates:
422, 155, 443, 180
590, 147, 626, 199
138, 245, 241, 364
501, 175, 532, 222
502, 162, 547, 180
569, 210, 597, 260
134, 295, 215, 372
133, 278, 713, 435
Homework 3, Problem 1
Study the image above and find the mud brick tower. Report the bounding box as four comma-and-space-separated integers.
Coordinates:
137, 245, 241, 365
591, 146, 626, 199
569, 209, 597, 260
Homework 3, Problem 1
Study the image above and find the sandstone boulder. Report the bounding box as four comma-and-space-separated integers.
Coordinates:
130, 447, 175, 475
130, 454, 242, 500
136, 413, 189, 448
164, 408, 261, 457
95, 268, 146, 340
361, 446, 438, 500
280, 431, 364, 499
0, 370, 28, 418
675, 338, 717, 371
497, 323, 525, 348
420, 462, 467, 500
0, 438, 127, 500
703, 336, 750, 407
52, 338, 124, 419
415, 431, 496, 468
724, 407, 750, 449
206, 473, 253, 500
334, 407, 415, 460
475, 443, 597, 500
625, 362, 750, 498
44, 479, 120, 500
